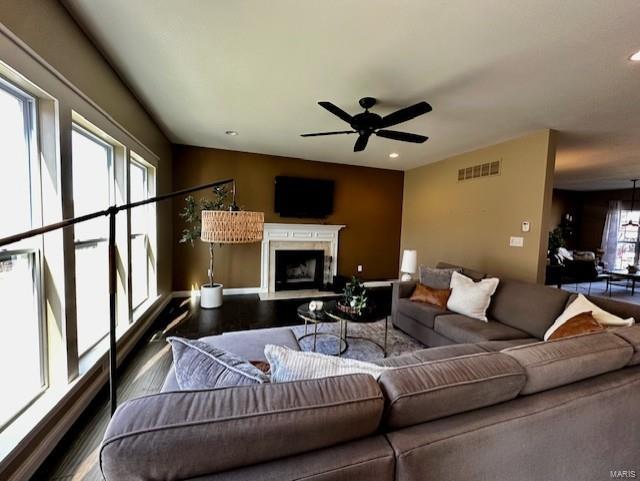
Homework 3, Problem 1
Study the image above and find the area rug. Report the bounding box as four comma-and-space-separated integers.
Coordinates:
290, 319, 424, 362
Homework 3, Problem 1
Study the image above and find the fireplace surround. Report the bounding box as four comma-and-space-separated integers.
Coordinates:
260, 223, 345, 295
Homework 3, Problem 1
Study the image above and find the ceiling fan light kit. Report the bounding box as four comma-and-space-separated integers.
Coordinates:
301, 97, 432, 152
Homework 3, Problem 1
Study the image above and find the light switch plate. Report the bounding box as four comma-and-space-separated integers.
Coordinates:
522, 221, 530, 232
510, 236, 524, 247
357, 264, 363, 272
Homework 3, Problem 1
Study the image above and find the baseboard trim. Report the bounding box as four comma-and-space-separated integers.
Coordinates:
173, 287, 261, 298
173, 283, 391, 300
363, 280, 395, 288
2, 293, 172, 481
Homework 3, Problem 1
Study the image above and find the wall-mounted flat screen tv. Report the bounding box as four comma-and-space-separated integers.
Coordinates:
274, 176, 334, 218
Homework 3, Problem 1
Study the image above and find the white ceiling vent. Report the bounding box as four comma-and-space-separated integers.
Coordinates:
458, 160, 501, 182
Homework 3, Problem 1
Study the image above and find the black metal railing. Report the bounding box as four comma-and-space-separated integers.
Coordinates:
0, 178, 234, 414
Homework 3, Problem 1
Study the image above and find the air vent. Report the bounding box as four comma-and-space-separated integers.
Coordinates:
458, 160, 501, 182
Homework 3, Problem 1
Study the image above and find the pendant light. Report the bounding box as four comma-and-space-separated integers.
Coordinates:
623, 179, 639, 227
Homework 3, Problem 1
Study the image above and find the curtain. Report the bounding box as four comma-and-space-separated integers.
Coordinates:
601, 200, 622, 269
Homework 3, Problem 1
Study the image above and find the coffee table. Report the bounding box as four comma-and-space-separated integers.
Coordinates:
324, 300, 389, 357
604, 269, 640, 296
296, 302, 347, 355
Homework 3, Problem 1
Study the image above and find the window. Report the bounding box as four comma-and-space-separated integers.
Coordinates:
614, 211, 640, 269
130, 158, 150, 309
72, 126, 113, 354
0, 79, 46, 428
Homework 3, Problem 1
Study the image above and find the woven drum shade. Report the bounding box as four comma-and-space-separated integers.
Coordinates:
200, 210, 264, 244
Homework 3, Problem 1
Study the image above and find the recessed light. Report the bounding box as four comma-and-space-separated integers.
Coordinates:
225, 130, 239, 136
629, 50, 640, 62
389, 152, 399, 158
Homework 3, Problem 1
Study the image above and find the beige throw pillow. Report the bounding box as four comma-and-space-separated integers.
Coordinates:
446, 271, 500, 321
544, 294, 635, 341
264, 344, 388, 382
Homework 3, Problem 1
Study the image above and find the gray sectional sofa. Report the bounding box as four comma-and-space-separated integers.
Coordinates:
100, 266, 640, 481
393, 261, 592, 347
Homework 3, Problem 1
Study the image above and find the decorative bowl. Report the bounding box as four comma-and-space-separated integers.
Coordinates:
336, 302, 359, 315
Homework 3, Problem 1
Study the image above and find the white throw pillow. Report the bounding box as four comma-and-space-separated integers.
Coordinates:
446, 271, 500, 321
544, 294, 635, 340
264, 344, 388, 382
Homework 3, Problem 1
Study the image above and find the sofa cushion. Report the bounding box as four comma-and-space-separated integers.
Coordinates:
167, 337, 270, 390
377, 344, 486, 368
409, 283, 451, 308
436, 261, 485, 281
162, 327, 300, 392
502, 331, 633, 395
447, 271, 499, 321
101, 374, 384, 481
488, 278, 571, 339
475, 338, 539, 351
392, 312, 454, 347
546, 294, 635, 340
612, 325, 640, 366
206, 436, 395, 481
265, 344, 388, 382
378, 352, 526, 429
396, 298, 449, 328
419, 266, 460, 289
385, 367, 640, 481
434, 314, 531, 343
547, 311, 604, 340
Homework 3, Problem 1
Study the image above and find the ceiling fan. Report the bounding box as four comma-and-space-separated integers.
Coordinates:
301, 97, 432, 152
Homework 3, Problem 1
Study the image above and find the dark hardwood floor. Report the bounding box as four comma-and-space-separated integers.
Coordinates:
32, 288, 391, 480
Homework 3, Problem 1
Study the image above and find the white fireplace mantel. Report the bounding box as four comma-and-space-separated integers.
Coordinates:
260, 223, 345, 293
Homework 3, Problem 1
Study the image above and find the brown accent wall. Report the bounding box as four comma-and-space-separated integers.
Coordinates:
401, 130, 556, 283
548, 189, 581, 249
578, 188, 633, 251
172, 146, 404, 290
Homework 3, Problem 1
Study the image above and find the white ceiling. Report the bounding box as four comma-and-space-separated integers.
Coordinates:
63, 0, 640, 190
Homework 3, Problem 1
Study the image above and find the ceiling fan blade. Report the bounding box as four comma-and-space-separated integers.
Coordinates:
376, 130, 428, 143
300, 130, 356, 137
354, 134, 369, 152
378, 101, 432, 128
318, 101, 353, 123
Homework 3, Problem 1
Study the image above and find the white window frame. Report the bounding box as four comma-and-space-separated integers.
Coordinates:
71, 123, 116, 356
129, 158, 149, 310
615, 210, 640, 269
0, 76, 47, 431
129, 153, 156, 318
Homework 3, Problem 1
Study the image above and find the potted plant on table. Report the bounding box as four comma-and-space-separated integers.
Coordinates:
338, 276, 368, 316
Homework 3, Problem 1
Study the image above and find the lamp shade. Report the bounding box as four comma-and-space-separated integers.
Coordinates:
200, 210, 264, 244
400, 249, 417, 274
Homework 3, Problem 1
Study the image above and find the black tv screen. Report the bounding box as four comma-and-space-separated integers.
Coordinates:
274, 176, 334, 218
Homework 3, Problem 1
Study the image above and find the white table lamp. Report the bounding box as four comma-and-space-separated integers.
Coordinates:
400, 249, 417, 281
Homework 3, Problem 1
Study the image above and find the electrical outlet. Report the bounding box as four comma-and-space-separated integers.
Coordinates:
510, 236, 524, 247
357, 264, 363, 273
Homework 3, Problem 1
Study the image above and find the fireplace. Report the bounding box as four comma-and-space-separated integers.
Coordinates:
260, 223, 345, 297
275, 250, 325, 291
